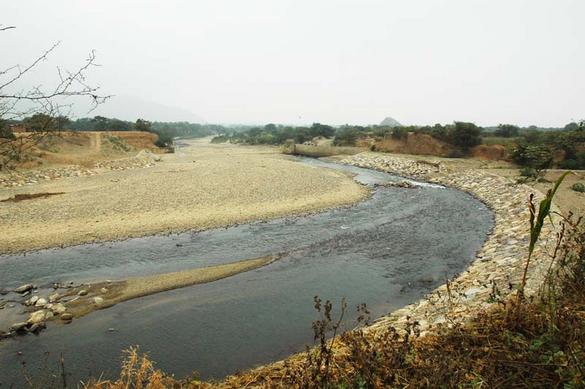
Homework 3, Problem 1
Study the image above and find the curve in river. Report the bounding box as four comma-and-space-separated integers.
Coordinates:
0, 158, 493, 386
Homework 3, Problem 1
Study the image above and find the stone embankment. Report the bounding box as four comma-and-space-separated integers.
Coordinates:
340, 152, 559, 335
0, 150, 161, 188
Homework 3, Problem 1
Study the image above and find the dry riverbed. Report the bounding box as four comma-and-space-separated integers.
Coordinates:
0, 140, 368, 254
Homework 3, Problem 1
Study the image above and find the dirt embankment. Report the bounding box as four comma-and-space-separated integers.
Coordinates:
6, 131, 161, 169
361, 133, 509, 161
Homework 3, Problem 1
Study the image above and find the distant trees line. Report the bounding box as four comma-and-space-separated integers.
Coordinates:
212, 120, 585, 170
0, 114, 243, 148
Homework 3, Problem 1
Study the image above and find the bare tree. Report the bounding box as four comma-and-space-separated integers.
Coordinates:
0, 26, 110, 169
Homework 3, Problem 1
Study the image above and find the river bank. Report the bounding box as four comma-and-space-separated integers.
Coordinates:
0, 140, 368, 254
210, 151, 560, 388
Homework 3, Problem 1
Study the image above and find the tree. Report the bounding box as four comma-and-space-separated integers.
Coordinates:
134, 118, 152, 132
564, 122, 579, 131
512, 143, 553, 176
449, 122, 482, 151
494, 124, 520, 138
0, 119, 15, 140
0, 27, 109, 169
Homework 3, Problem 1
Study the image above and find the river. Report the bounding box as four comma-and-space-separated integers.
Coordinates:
0, 158, 492, 386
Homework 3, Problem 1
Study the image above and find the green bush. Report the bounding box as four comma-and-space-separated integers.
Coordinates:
519, 167, 540, 181
571, 182, 585, 193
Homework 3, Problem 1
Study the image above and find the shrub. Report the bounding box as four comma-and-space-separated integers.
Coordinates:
390, 127, 408, 140
449, 122, 482, 151
520, 167, 539, 179
571, 182, 585, 193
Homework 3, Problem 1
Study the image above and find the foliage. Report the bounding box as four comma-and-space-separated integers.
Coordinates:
448, 121, 483, 150
571, 182, 585, 193
0, 119, 14, 140
134, 118, 152, 132
225, 123, 338, 146
390, 127, 409, 140
494, 124, 520, 138
512, 143, 554, 174
333, 127, 359, 146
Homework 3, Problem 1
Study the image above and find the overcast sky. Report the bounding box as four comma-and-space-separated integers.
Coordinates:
2, 1, 584, 126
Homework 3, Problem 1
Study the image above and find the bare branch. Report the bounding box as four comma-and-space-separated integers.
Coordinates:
0, 25, 16, 31
0, 41, 60, 91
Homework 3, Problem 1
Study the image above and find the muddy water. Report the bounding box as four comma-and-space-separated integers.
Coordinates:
0, 159, 492, 385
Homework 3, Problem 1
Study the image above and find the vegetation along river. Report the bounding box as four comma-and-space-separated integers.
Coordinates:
0, 158, 493, 385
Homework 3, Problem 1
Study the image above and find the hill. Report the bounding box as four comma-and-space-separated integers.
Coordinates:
379, 117, 402, 127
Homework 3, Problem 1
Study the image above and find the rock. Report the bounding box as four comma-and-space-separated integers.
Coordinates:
34, 298, 47, 307
28, 310, 48, 324
14, 284, 34, 294
93, 296, 104, 306
28, 322, 46, 334
9, 322, 28, 332
77, 289, 88, 296
51, 303, 66, 314
49, 293, 60, 302
60, 312, 73, 322
100, 288, 108, 294
26, 296, 39, 306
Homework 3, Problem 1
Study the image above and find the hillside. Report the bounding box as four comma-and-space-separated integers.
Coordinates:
379, 117, 402, 127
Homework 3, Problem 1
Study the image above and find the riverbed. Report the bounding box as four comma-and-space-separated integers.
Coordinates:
0, 158, 493, 386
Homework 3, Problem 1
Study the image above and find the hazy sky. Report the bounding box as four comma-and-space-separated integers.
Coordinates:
2, 1, 584, 126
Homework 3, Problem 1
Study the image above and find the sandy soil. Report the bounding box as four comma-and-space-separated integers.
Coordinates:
0, 139, 368, 254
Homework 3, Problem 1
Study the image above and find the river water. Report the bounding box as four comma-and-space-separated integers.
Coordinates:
0, 158, 493, 386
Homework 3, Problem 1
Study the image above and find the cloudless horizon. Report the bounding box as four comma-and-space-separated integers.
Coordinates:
2, 1, 584, 127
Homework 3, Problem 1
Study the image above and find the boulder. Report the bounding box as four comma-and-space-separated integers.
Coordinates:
51, 303, 66, 314
28, 322, 46, 334
34, 298, 47, 307
28, 310, 47, 324
77, 289, 88, 296
14, 284, 34, 294
93, 296, 104, 306
9, 322, 28, 332
25, 296, 39, 306
48, 293, 60, 302
60, 312, 73, 322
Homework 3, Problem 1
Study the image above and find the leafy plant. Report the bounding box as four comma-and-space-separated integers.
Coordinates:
571, 182, 585, 193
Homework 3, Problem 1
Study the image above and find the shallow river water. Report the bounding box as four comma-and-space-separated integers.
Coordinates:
0, 158, 493, 386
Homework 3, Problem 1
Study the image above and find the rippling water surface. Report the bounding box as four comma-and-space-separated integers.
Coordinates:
0, 158, 492, 385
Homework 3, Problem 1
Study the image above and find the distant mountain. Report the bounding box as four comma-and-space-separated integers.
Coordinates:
380, 117, 402, 127
93, 95, 205, 123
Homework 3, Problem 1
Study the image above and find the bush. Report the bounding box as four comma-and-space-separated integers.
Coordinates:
520, 167, 539, 179
390, 127, 408, 140
333, 128, 359, 146
571, 182, 585, 193
448, 122, 482, 151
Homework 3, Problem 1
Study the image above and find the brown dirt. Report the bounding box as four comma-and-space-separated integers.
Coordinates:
7, 131, 160, 169
373, 133, 455, 157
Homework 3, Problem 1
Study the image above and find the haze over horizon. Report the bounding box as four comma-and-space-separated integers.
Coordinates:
3, 1, 584, 127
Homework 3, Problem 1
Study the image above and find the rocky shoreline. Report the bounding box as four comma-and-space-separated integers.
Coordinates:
340, 152, 559, 335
